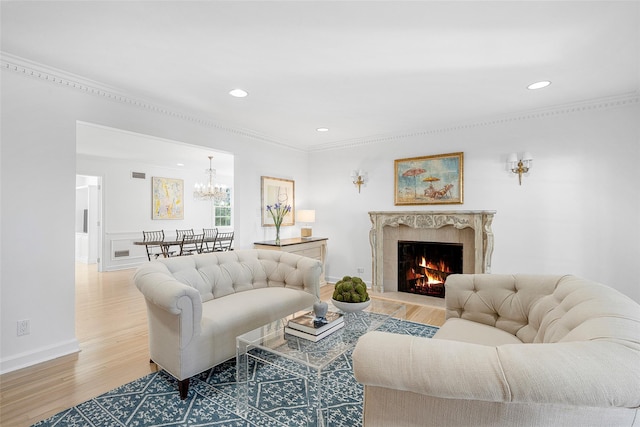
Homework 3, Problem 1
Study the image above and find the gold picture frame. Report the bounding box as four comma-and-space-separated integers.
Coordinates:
261, 176, 295, 226
394, 152, 464, 205
152, 177, 184, 219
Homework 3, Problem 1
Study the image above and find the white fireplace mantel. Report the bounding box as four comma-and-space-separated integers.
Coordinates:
368, 210, 496, 293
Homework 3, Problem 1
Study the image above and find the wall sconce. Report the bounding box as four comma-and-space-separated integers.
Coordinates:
297, 209, 315, 239
507, 152, 533, 185
350, 170, 367, 193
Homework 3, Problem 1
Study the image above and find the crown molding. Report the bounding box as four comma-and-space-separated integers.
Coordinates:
3, 52, 637, 154
0, 52, 303, 152
309, 92, 640, 152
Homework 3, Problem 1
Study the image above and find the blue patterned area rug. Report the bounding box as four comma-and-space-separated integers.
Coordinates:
33, 319, 438, 427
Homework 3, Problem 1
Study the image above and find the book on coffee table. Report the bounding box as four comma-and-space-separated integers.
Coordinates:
285, 320, 345, 342
287, 311, 344, 335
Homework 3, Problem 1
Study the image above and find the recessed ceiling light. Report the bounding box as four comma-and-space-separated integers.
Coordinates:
316, 127, 329, 132
229, 88, 248, 98
176, 163, 184, 167
527, 81, 551, 90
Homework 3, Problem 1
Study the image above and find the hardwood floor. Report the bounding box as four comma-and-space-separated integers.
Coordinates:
0, 264, 444, 426
0, 265, 155, 427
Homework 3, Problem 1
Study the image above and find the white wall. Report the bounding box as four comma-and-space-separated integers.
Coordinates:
2, 57, 638, 374
309, 99, 640, 303
0, 65, 310, 373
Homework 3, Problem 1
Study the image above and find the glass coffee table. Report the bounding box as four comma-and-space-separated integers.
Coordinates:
236, 299, 405, 427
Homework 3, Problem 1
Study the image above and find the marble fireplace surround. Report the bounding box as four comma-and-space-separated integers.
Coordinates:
369, 211, 496, 293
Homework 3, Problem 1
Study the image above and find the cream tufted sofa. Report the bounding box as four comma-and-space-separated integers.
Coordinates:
134, 249, 322, 399
353, 274, 640, 426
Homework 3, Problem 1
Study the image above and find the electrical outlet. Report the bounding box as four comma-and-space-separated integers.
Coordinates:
17, 319, 30, 336
357, 267, 365, 274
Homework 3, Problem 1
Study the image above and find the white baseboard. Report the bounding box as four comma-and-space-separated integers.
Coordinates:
0, 338, 80, 375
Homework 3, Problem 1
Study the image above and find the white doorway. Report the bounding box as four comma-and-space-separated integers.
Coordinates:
75, 175, 103, 271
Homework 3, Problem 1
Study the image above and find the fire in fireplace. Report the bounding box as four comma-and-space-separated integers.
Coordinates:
397, 241, 463, 298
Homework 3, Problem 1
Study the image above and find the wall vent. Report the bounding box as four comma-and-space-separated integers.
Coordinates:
131, 172, 146, 179
114, 250, 130, 258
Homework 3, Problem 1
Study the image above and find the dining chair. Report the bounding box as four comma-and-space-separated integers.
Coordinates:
176, 228, 194, 240
214, 231, 234, 251
171, 229, 194, 256
202, 228, 218, 253
142, 230, 166, 261
179, 233, 204, 256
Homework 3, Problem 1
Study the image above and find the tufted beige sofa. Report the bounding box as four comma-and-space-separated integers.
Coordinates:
353, 274, 640, 426
134, 249, 322, 399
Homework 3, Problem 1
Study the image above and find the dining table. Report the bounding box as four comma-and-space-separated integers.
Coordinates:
133, 234, 232, 257
133, 238, 184, 258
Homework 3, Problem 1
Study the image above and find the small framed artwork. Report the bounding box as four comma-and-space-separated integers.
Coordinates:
394, 152, 464, 205
152, 177, 184, 219
261, 176, 295, 226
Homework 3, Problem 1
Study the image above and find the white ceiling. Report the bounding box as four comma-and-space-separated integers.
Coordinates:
76, 121, 235, 176
2, 1, 639, 151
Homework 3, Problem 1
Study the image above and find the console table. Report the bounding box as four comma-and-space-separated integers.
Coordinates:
254, 237, 327, 286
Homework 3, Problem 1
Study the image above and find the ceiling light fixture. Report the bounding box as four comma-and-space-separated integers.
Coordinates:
194, 156, 227, 202
527, 81, 551, 90
194, 156, 228, 227
229, 88, 248, 98
316, 128, 329, 132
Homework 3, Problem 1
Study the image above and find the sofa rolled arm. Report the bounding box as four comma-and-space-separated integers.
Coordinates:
353, 331, 511, 403
497, 340, 640, 408
133, 267, 203, 342
354, 331, 640, 409
295, 256, 322, 298
136, 274, 200, 313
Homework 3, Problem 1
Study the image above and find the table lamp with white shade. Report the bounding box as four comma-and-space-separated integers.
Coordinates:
297, 210, 316, 239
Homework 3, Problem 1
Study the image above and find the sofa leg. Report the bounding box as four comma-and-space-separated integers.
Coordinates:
178, 378, 189, 400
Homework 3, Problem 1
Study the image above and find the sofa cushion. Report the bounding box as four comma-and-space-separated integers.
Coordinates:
201, 286, 316, 336
434, 318, 523, 346
197, 287, 316, 363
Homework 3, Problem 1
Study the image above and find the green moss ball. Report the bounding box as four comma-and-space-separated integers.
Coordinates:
332, 276, 369, 303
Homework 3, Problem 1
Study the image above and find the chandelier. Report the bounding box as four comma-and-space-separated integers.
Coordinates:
194, 156, 227, 202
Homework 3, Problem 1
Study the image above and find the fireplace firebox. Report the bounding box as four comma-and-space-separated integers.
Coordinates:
397, 241, 463, 298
